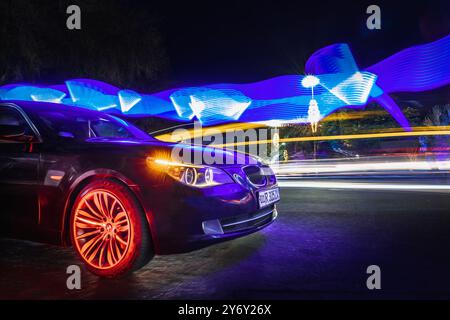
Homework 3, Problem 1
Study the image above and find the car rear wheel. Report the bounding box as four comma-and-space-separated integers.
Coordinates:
70, 179, 153, 277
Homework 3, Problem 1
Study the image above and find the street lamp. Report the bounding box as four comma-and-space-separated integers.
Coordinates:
301, 75, 321, 134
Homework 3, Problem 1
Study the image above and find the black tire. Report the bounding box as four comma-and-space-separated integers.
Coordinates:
70, 178, 153, 277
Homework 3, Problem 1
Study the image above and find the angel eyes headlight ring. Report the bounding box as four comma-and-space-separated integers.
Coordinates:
183, 167, 198, 185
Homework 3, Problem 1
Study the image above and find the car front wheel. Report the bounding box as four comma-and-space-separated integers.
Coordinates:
70, 179, 153, 277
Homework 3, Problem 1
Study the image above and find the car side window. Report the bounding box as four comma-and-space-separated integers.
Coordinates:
91, 119, 133, 138
0, 107, 35, 143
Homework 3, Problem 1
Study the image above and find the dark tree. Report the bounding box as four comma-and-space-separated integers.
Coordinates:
0, 0, 169, 91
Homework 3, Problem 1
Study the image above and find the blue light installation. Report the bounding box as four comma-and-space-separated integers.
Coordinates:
0, 34, 449, 129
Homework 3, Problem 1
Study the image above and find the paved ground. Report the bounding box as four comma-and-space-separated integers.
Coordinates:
1, 181, 450, 299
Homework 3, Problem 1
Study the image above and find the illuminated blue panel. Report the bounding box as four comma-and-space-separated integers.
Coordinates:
0, 88, 8, 100
367, 35, 450, 93
123, 95, 176, 117
305, 43, 359, 75
66, 80, 118, 111
118, 89, 142, 112
1, 86, 66, 103
68, 78, 120, 95
169, 88, 197, 119
170, 88, 251, 124
31, 88, 66, 103
325, 71, 377, 105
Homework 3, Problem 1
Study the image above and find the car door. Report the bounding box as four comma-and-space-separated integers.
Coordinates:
0, 104, 40, 233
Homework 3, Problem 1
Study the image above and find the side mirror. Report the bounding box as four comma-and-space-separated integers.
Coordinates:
0, 124, 30, 142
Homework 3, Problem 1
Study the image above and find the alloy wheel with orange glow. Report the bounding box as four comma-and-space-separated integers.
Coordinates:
70, 179, 153, 277
73, 190, 132, 269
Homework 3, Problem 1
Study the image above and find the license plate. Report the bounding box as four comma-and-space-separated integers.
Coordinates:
258, 187, 280, 208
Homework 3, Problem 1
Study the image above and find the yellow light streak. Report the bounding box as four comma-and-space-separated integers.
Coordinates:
214, 129, 450, 148
148, 158, 200, 168
154, 111, 385, 142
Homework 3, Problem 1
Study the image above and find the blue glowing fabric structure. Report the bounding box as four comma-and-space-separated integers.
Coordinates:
1, 35, 449, 130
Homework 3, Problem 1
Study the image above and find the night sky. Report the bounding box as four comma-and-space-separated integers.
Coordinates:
1, 0, 449, 90
151, 0, 450, 86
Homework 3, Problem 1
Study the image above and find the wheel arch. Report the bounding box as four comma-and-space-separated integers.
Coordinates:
61, 169, 159, 253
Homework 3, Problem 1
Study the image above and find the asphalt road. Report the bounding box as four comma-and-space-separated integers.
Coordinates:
1, 180, 450, 300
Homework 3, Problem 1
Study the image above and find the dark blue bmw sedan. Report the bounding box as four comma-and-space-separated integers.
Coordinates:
0, 101, 279, 277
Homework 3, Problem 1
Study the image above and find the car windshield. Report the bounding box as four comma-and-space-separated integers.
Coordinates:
34, 110, 152, 141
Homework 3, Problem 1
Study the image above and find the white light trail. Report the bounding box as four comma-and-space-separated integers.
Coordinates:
278, 180, 450, 192
275, 160, 450, 176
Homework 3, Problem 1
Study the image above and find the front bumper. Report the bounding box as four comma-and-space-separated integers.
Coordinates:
139, 167, 279, 254
202, 206, 277, 236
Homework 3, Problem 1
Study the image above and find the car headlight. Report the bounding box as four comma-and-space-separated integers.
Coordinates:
147, 158, 234, 187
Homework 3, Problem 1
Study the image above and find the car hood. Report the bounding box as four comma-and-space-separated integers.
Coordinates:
84, 137, 259, 167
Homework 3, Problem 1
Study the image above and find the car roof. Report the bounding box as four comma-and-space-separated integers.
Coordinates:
0, 100, 112, 118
